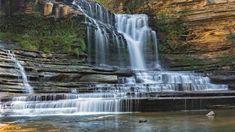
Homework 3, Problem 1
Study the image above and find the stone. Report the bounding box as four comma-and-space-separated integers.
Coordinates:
206, 111, 215, 117
43, 2, 53, 16
18, 51, 39, 58
207, 0, 228, 4
79, 74, 118, 83
139, 120, 148, 123
62, 5, 70, 16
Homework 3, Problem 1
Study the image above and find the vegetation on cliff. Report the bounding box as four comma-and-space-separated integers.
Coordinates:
227, 32, 235, 45
0, 15, 86, 56
0, 0, 86, 57
154, 13, 189, 53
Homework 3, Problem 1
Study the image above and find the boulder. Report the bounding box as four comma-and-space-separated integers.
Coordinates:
206, 111, 215, 117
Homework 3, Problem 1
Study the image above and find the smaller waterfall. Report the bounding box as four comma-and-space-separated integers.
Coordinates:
7, 50, 33, 93
116, 14, 159, 70
0, 94, 134, 116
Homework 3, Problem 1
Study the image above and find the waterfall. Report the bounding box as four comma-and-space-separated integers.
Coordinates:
6, 50, 34, 94
0, 94, 135, 116
73, 0, 129, 67
71, 0, 228, 91
116, 14, 160, 70
0, 0, 229, 116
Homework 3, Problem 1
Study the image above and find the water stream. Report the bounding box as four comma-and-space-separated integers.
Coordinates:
6, 50, 33, 94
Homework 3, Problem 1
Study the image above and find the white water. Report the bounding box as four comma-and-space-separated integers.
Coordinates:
7, 50, 33, 93
0, 94, 133, 116
73, 0, 127, 66
116, 14, 160, 70
4, 99, 121, 116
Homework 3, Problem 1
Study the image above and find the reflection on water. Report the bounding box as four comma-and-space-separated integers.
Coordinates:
1, 110, 235, 132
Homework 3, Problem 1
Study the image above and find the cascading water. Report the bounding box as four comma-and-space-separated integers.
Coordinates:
0, 0, 229, 117
116, 14, 160, 70
6, 50, 33, 94
73, 0, 129, 67
71, 0, 228, 91
0, 92, 137, 116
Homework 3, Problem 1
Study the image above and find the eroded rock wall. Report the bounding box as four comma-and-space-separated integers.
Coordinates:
0, 49, 132, 93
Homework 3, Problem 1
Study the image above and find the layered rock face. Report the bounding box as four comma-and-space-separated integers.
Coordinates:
145, 0, 235, 54
0, 49, 132, 94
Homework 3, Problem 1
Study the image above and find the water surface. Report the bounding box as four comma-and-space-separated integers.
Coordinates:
1, 110, 235, 132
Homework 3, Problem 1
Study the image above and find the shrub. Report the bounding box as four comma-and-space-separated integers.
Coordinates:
0, 15, 86, 57
154, 12, 190, 53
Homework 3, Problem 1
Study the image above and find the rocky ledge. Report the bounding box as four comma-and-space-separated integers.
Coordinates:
0, 48, 133, 93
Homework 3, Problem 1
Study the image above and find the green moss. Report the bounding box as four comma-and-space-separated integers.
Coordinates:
154, 13, 190, 54
216, 55, 235, 65
95, 0, 107, 4
0, 15, 86, 56
166, 54, 205, 66
227, 32, 235, 44
0, 32, 20, 40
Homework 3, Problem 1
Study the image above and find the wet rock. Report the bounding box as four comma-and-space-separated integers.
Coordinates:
210, 75, 235, 84
136, 78, 144, 83
206, 111, 215, 117
41, 73, 82, 82
228, 84, 235, 90
17, 51, 39, 58
79, 74, 118, 83
92, 67, 117, 72
139, 120, 148, 123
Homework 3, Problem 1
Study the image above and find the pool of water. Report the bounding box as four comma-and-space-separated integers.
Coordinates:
1, 110, 235, 132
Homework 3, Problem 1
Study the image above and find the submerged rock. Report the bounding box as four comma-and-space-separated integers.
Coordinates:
139, 120, 148, 123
